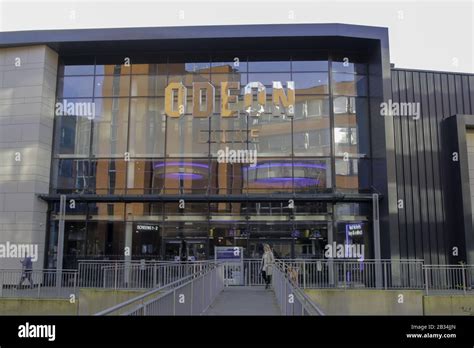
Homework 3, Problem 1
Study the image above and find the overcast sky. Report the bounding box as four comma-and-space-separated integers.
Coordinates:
0, 0, 472, 73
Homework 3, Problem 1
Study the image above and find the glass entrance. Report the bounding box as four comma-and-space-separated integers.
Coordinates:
248, 239, 293, 259
162, 238, 208, 261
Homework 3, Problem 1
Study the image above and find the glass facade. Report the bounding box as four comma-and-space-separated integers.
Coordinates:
48, 51, 374, 267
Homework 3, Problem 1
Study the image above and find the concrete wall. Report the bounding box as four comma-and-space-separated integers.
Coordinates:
0, 45, 58, 269
78, 288, 147, 315
305, 289, 424, 315
0, 289, 147, 315
424, 295, 474, 315
0, 298, 77, 315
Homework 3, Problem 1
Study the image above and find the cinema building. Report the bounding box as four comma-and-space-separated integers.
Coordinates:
0, 24, 473, 269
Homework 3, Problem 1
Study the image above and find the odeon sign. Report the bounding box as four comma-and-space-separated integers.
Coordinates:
164, 81, 295, 117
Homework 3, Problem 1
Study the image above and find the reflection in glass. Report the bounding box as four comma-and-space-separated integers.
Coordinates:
89, 159, 127, 194
94, 75, 130, 98
293, 73, 329, 94
166, 116, 209, 157
129, 98, 165, 157
168, 73, 210, 89
92, 98, 129, 156
131, 63, 167, 75
209, 159, 246, 195
210, 116, 248, 155
292, 159, 331, 193
52, 159, 91, 194
127, 160, 165, 195
57, 76, 94, 98
332, 73, 367, 96
59, 63, 95, 76
211, 58, 247, 73
54, 99, 92, 156
88, 202, 125, 219
291, 59, 329, 72
245, 159, 294, 193
95, 60, 131, 75
247, 73, 291, 92
131, 75, 167, 96
159, 160, 209, 194
333, 97, 369, 156
249, 112, 292, 156
247, 60, 291, 72
335, 158, 370, 192
294, 96, 330, 156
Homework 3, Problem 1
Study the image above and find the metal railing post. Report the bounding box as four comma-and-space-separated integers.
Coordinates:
424, 267, 429, 295
384, 262, 388, 290
114, 263, 118, 290
37, 272, 41, 298
343, 262, 347, 289
303, 260, 306, 289
73, 272, 77, 298
173, 289, 176, 315
461, 264, 467, 295
190, 277, 194, 315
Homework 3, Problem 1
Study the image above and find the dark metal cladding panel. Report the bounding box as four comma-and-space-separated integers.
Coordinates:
414, 71, 430, 263
407, 71, 422, 260
434, 73, 448, 265
391, 70, 407, 259
391, 68, 474, 264
398, 71, 415, 259
469, 76, 474, 114
424, 73, 439, 264
442, 74, 451, 118
462, 75, 471, 113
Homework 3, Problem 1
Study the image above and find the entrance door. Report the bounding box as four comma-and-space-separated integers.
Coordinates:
162, 239, 208, 261
248, 239, 293, 259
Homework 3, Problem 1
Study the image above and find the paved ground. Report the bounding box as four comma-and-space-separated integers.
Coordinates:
204, 286, 281, 315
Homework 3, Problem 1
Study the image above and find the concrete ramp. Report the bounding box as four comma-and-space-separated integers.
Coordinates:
204, 286, 281, 315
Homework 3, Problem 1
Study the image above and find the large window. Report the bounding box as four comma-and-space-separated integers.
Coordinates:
53, 52, 372, 195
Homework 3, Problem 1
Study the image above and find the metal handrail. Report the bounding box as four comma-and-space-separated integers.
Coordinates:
95, 262, 222, 316
273, 260, 325, 316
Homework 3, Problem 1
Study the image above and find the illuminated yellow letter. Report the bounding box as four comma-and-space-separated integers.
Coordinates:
165, 82, 187, 117
221, 82, 240, 118
193, 82, 214, 118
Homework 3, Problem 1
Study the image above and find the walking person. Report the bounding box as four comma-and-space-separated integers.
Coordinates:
18, 255, 33, 288
260, 244, 275, 289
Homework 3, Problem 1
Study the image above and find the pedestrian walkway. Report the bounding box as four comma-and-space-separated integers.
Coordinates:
204, 286, 281, 315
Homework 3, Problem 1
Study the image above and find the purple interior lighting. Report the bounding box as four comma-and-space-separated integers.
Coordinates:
244, 162, 327, 171
165, 173, 203, 179
154, 162, 209, 169
254, 177, 320, 185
